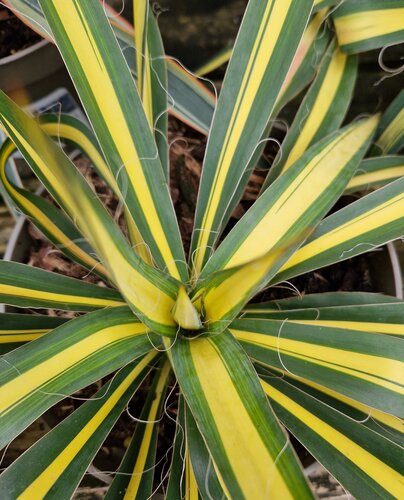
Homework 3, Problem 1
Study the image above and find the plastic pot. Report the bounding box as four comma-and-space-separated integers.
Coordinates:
0, 39, 75, 103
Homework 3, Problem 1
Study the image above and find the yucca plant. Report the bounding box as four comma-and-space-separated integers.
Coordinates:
0, 0, 403, 498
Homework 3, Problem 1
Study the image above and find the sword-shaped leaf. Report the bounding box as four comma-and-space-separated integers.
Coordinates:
0, 307, 156, 449
0, 91, 179, 335
243, 294, 404, 337
0, 261, 123, 311
0, 352, 157, 499
345, 156, 404, 193
165, 395, 186, 500
231, 317, 404, 416
190, 0, 313, 274
274, 8, 331, 114
106, 361, 170, 499
194, 118, 377, 331
244, 291, 402, 311
133, 1, 168, 176
274, 177, 404, 284
165, 331, 313, 499
264, 40, 358, 186
371, 90, 404, 156
38, 0, 187, 281
0, 313, 66, 354
333, 0, 404, 54
185, 403, 225, 499
259, 373, 404, 499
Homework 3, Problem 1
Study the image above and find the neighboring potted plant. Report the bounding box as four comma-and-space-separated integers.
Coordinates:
0, 1, 403, 498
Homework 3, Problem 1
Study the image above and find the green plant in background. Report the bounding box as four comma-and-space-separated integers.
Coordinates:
0, 0, 403, 498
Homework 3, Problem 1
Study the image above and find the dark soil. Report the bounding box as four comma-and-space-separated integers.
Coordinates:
0, 7, 41, 59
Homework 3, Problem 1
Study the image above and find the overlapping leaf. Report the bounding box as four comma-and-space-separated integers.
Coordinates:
333, 0, 404, 54
0, 261, 123, 311
231, 317, 404, 416
194, 118, 377, 331
264, 40, 358, 186
371, 90, 404, 156
2, 0, 216, 135
190, 0, 313, 274
166, 331, 313, 499
0, 353, 157, 499
260, 372, 404, 498
106, 362, 170, 499
275, 177, 404, 284
0, 307, 156, 449
0, 91, 179, 335
346, 156, 404, 193
38, 0, 187, 281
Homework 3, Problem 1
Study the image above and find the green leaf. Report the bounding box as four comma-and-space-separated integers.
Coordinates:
0, 261, 123, 311
106, 361, 170, 499
0, 313, 66, 353
274, 8, 331, 113
165, 331, 313, 499
333, 0, 404, 54
345, 156, 404, 193
0, 137, 109, 281
185, 402, 225, 499
38, 0, 187, 282
0, 90, 179, 335
0, 353, 157, 499
0, 307, 156, 449
274, 177, 404, 284
244, 291, 403, 312
165, 395, 186, 500
231, 317, 404, 416
243, 295, 404, 337
133, 2, 168, 176
37, 113, 153, 264
264, 40, 358, 187
371, 90, 404, 156
259, 371, 404, 499
194, 118, 378, 332
190, 0, 313, 274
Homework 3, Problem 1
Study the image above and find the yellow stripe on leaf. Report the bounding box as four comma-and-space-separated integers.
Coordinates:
188, 337, 292, 499
289, 319, 404, 336
280, 192, 404, 273
226, 117, 378, 270
232, 330, 404, 394
277, 371, 404, 435
193, 0, 293, 274
133, 0, 153, 127
377, 108, 404, 154
40, 120, 153, 265
185, 447, 199, 500
52, 0, 179, 279
0, 323, 148, 420
18, 351, 157, 500
0, 283, 122, 309
334, 9, 404, 46
280, 47, 349, 174
346, 164, 404, 191
0, 140, 110, 278
261, 379, 404, 498
124, 362, 171, 499
1, 116, 176, 329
